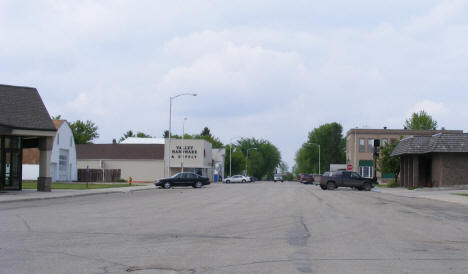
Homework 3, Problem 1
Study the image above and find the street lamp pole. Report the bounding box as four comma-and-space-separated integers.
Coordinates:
168, 93, 197, 177
182, 117, 187, 173
310, 143, 321, 174
245, 148, 257, 176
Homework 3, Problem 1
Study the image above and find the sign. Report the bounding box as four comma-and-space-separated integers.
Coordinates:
346, 164, 353, 171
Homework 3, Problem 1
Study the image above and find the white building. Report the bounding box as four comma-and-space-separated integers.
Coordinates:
22, 120, 77, 182
76, 138, 215, 182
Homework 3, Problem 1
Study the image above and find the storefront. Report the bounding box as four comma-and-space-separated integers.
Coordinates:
0, 84, 57, 191
0, 136, 22, 190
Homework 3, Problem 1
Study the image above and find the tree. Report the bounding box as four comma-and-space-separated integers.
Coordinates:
119, 130, 135, 142
119, 130, 152, 142
224, 145, 246, 176
136, 132, 151, 138
69, 120, 99, 144
404, 110, 438, 130
235, 138, 282, 179
295, 122, 346, 174
200, 127, 211, 137
163, 130, 169, 138
377, 141, 400, 183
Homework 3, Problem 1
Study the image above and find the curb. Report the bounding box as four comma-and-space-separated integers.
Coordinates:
0, 186, 155, 204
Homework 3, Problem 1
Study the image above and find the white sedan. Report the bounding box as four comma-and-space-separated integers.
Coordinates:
223, 175, 252, 184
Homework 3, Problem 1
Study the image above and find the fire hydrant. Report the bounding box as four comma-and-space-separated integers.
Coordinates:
128, 176, 133, 185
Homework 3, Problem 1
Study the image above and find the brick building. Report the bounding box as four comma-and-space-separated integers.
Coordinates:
391, 133, 468, 188
345, 128, 462, 180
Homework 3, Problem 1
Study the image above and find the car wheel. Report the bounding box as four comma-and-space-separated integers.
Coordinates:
194, 181, 203, 188
225, 180, 230, 184
327, 182, 336, 190
320, 185, 327, 190
242, 179, 246, 183
363, 182, 371, 191
163, 182, 171, 189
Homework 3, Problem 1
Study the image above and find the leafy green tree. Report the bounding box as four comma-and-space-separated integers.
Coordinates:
119, 130, 152, 142
200, 127, 211, 137
377, 141, 401, 183
295, 122, 346, 174
282, 172, 294, 181
224, 145, 246, 176
404, 110, 438, 130
163, 130, 169, 138
69, 120, 99, 144
136, 132, 151, 138
236, 138, 281, 179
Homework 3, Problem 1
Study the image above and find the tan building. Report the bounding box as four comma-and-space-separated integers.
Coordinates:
345, 128, 463, 180
76, 138, 214, 182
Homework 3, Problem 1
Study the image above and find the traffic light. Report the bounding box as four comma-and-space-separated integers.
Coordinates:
374, 139, 380, 147
373, 139, 380, 157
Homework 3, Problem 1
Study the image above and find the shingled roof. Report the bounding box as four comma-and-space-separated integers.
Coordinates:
391, 133, 468, 156
0, 84, 56, 131
77, 144, 165, 160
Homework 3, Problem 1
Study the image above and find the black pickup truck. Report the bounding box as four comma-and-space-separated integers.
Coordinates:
319, 170, 375, 191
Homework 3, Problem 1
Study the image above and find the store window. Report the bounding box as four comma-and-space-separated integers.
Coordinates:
359, 139, 365, 152
367, 139, 374, 153
359, 166, 374, 178
0, 136, 22, 191
382, 138, 388, 146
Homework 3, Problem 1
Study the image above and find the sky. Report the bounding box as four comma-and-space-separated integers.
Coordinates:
1, 0, 468, 169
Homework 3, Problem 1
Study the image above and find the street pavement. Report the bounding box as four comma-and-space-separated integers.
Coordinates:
1, 182, 467, 274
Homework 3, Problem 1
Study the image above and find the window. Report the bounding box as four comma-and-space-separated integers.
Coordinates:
359, 139, 365, 152
359, 166, 374, 178
70, 136, 72, 147
368, 139, 374, 153
57, 134, 60, 145
382, 138, 388, 146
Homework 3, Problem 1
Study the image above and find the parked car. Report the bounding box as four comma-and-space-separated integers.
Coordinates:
319, 170, 374, 191
273, 174, 283, 182
224, 175, 251, 183
298, 173, 314, 184
155, 172, 210, 189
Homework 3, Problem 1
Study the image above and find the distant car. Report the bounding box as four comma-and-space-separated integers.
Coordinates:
298, 173, 314, 184
224, 175, 251, 183
155, 172, 210, 189
320, 170, 374, 191
273, 174, 283, 182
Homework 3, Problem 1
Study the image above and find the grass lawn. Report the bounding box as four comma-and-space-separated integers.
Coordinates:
454, 193, 468, 197
22, 181, 142, 190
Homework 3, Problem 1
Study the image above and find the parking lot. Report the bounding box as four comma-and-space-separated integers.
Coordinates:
1, 181, 468, 274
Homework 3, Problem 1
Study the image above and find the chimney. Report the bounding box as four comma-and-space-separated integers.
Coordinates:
404, 127, 407, 130
112, 139, 117, 144
383, 126, 387, 130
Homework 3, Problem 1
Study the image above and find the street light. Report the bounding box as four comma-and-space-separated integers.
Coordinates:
309, 142, 321, 174
245, 148, 257, 176
229, 136, 242, 177
168, 93, 197, 177
181, 117, 188, 173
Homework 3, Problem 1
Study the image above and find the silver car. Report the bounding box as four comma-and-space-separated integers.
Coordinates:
224, 175, 251, 184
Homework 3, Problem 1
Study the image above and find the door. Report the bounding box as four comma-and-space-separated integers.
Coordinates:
0, 136, 22, 191
59, 149, 69, 181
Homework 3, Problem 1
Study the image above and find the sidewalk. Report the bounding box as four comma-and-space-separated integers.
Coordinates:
0, 184, 155, 203
374, 186, 468, 206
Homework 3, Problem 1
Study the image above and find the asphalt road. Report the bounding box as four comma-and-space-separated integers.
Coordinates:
1, 182, 467, 274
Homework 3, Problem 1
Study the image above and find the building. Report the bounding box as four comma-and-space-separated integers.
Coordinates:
346, 128, 463, 180
76, 138, 214, 182
22, 120, 78, 182
0, 84, 56, 191
391, 133, 468, 188
212, 148, 225, 182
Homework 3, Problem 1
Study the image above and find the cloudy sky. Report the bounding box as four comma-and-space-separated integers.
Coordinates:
1, 0, 467, 168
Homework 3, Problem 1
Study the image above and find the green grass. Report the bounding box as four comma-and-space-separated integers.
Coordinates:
454, 193, 468, 197
22, 181, 141, 190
